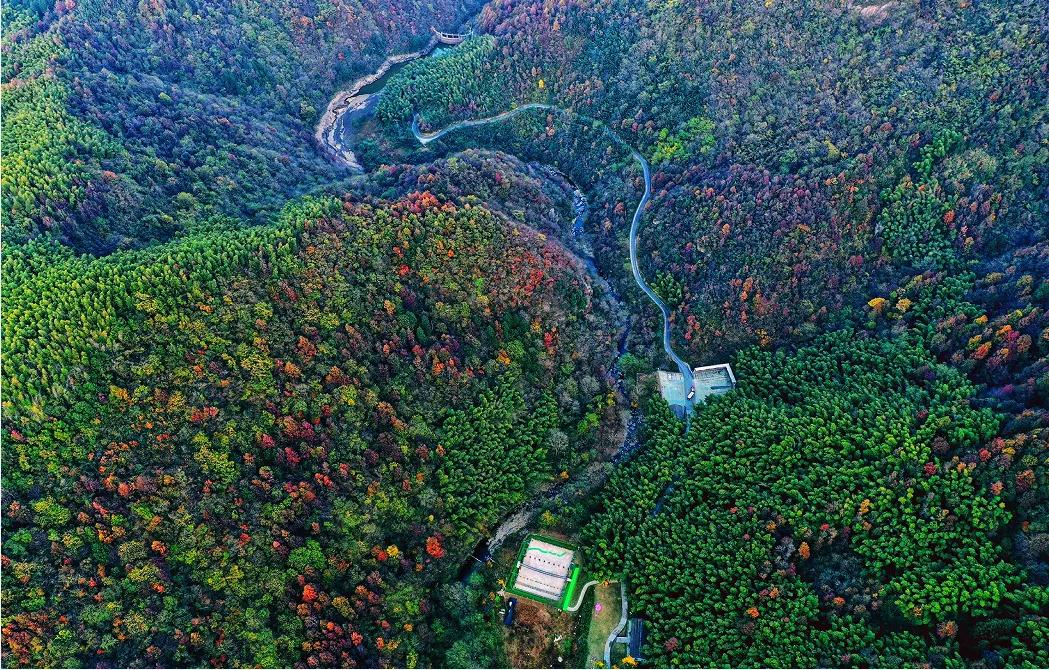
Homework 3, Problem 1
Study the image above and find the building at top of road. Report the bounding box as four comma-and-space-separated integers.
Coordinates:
657, 363, 736, 418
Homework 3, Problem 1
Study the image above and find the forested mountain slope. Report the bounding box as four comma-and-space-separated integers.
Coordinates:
585, 331, 1047, 667
3, 0, 1047, 667
4, 0, 629, 665
375, 0, 1047, 361
2, 0, 478, 252
1, 186, 620, 667
367, 0, 1047, 665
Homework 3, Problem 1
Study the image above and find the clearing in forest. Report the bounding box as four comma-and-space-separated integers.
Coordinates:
506, 534, 580, 607
585, 582, 622, 667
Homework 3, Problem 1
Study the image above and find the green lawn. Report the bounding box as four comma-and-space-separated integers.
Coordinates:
585, 583, 622, 667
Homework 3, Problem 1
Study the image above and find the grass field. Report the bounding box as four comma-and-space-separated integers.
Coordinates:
584, 583, 622, 667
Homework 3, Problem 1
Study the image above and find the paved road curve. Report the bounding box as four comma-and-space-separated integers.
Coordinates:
412, 106, 696, 401
604, 581, 630, 666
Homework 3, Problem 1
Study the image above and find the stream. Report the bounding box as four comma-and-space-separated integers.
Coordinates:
314, 37, 457, 169
415, 104, 694, 581
412, 105, 696, 394
319, 40, 696, 583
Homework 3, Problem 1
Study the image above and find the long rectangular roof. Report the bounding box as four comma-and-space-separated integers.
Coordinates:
511, 537, 574, 602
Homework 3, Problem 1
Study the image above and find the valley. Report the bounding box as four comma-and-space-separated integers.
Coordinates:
2, 0, 1046, 667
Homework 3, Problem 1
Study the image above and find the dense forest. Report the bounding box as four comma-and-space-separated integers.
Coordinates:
369, 0, 1047, 665
374, 0, 1047, 362
2, 188, 621, 666
2, 0, 480, 253
4, 0, 1047, 667
3, 0, 630, 665
584, 327, 1046, 667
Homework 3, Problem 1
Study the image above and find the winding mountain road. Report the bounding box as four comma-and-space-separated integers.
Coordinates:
318, 64, 696, 603
413, 106, 695, 399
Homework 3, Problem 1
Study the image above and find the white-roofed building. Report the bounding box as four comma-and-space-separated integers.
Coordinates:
658, 363, 736, 417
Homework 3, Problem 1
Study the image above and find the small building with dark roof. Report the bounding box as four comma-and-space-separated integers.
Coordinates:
627, 618, 646, 661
